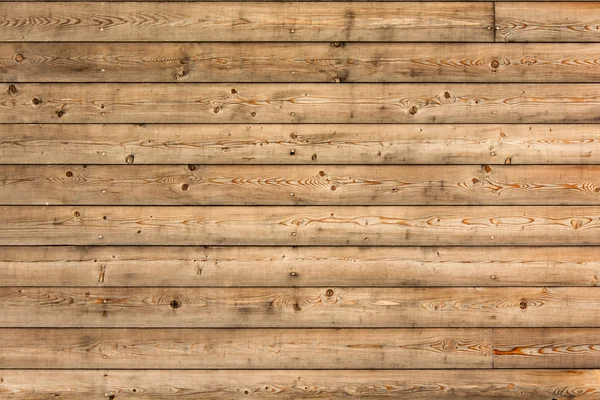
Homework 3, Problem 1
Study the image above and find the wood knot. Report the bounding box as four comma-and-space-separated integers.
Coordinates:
7, 85, 17, 95
14, 54, 24, 62
66, 171, 73, 177
326, 289, 334, 297
289, 131, 298, 139
290, 271, 297, 277
188, 164, 196, 171
125, 155, 135, 164
408, 106, 418, 115
331, 76, 342, 83
482, 165, 492, 173
32, 97, 42, 106
181, 183, 189, 191
231, 88, 237, 94
491, 60, 500, 69
251, 112, 256, 117
505, 157, 512, 164
471, 178, 479, 184
311, 154, 317, 161
293, 302, 301, 311
331, 42, 344, 48
73, 210, 80, 217
170, 299, 181, 309
213, 106, 220, 113
443, 91, 451, 99
519, 300, 528, 310
571, 219, 583, 230
319, 171, 325, 177
56, 110, 64, 118
330, 185, 337, 191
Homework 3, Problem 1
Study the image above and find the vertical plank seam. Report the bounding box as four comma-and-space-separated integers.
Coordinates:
492, 2, 497, 42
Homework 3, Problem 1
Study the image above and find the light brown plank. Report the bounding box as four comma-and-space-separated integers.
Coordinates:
0, 328, 492, 369
0, 206, 599, 246
1, 287, 600, 327
496, 3, 600, 42
2, 370, 599, 399
494, 328, 600, 369
3, 246, 598, 287
3, 83, 600, 124
0, 2, 493, 42
2, 124, 600, 165
2, 165, 600, 206
5, 43, 600, 83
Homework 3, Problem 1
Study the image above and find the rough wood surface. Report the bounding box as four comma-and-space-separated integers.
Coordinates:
494, 328, 600, 369
0, 2, 493, 42
5, 43, 600, 83
2, 165, 600, 206
2, 246, 598, 287
1, 206, 599, 246
2, 369, 599, 399
3, 124, 600, 165
4, 83, 600, 124
1, 287, 600, 327
496, 3, 600, 42
0, 328, 493, 369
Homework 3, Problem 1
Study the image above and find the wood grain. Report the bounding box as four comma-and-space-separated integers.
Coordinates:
3, 370, 600, 399
496, 3, 600, 42
3, 246, 598, 287
0, 2, 493, 42
3, 165, 600, 206
2, 287, 600, 327
3, 83, 600, 124
0, 328, 492, 369
1, 206, 599, 246
494, 328, 600, 368
3, 124, 600, 165
5, 43, 600, 83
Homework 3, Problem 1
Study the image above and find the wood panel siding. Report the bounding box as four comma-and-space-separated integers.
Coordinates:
2, 124, 600, 165
3, 0, 600, 397
2, 246, 599, 287
2, 369, 599, 400
4, 83, 600, 124
5, 43, 600, 83
0, 2, 494, 42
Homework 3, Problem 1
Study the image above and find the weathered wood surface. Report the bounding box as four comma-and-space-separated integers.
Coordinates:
1, 206, 599, 246
5, 43, 600, 83
3, 165, 600, 206
496, 3, 600, 42
4, 83, 600, 124
494, 328, 600, 369
2, 287, 600, 327
3, 246, 598, 287
2, 370, 599, 399
0, 328, 492, 369
3, 124, 600, 165
0, 2, 493, 42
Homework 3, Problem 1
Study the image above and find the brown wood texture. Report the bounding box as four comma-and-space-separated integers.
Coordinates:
2, 124, 600, 165
2, 165, 600, 206
0, 328, 493, 369
1, 287, 600, 327
0, 2, 493, 42
1, 206, 599, 246
5, 43, 600, 83
496, 3, 600, 42
2, 246, 598, 287
3, 83, 600, 124
3, 369, 600, 399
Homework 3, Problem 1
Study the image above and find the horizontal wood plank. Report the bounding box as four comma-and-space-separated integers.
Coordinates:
3, 124, 600, 165
3, 83, 600, 123
496, 3, 600, 42
2, 370, 599, 399
0, 2, 493, 42
2, 165, 600, 206
0, 206, 599, 246
5, 43, 600, 83
2, 287, 600, 327
494, 328, 600, 368
0, 328, 492, 369
3, 246, 598, 287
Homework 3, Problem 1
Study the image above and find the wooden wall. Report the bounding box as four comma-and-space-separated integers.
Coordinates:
2, 1, 600, 398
